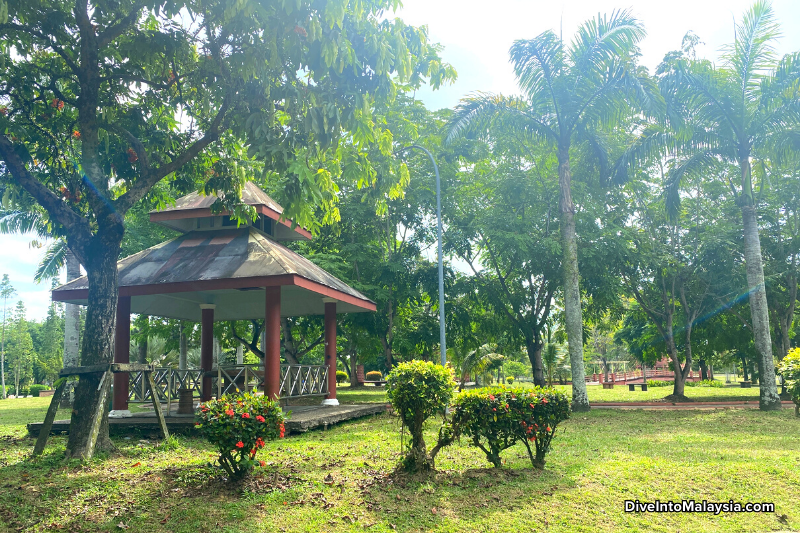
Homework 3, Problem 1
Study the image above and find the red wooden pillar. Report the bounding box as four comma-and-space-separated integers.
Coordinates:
322, 299, 338, 406
264, 287, 281, 400
200, 304, 215, 401
111, 295, 131, 415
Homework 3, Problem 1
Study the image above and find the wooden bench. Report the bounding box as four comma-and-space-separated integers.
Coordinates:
740, 381, 752, 388
628, 383, 648, 391
355, 365, 387, 387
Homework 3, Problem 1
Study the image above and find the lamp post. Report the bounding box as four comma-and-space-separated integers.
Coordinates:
399, 145, 446, 367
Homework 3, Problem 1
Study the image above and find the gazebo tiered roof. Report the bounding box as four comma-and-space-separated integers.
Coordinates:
52, 225, 375, 319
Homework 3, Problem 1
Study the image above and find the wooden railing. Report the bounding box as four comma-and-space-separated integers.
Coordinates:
126, 364, 329, 402
280, 364, 329, 397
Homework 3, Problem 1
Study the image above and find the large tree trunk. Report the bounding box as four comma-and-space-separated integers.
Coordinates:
698, 359, 708, 381
61, 250, 82, 407
525, 339, 546, 387
558, 147, 589, 411
65, 236, 121, 459
740, 203, 781, 410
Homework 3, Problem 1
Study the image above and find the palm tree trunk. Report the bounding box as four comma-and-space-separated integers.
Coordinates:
61, 250, 81, 407
558, 147, 589, 411
740, 203, 781, 410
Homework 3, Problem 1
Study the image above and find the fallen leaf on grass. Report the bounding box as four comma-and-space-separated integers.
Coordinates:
160, 515, 170, 524
117, 523, 129, 530
130, 462, 141, 468
431, 508, 438, 515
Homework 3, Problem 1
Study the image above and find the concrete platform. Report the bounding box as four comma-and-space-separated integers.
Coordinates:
27, 403, 388, 437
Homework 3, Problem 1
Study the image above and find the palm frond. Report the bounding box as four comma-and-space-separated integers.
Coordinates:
568, 9, 646, 90
509, 32, 564, 113
0, 208, 47, 236
34, 239, 67, 284
444, 92, 556, 145
664, 151, 720, 219
722, 0, 780, 103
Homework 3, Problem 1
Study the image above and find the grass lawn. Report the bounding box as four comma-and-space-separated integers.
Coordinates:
1, 396, 799, 532
334, 383, 766, 405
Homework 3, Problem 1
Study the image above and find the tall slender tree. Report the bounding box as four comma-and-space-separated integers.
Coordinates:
653, 1, 800, 409
447, 10, 656, 410
0, 274, 15, 398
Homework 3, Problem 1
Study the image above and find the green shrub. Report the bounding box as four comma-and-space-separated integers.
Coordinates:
12, 386, 30, 397
686, 379, 723, 388
778, 348, 800, 414
646, 380, 672, 388
29, 384, 51, 397
336, 370, 348, 384
195, 392, 285, 479
506, 377, 514, 384
451, 386, 570, 469
386, 360, 456, 472
365, 370, 383, 381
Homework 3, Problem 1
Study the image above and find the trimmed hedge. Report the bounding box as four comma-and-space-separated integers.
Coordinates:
29, 384, 51, 397
386, 360, 456, 472
365, 370, 383, 381
336, 370, 348, 384
451, 386, 570, 469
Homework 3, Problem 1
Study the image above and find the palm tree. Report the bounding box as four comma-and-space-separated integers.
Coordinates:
456, 344, 505, 391
653, 1, 799, 410
447, 10, 655, 411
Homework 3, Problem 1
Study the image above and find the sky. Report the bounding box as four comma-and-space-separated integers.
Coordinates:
2, 0, 799, 321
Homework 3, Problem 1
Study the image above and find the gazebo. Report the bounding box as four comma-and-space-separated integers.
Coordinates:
52, 182, 376, 416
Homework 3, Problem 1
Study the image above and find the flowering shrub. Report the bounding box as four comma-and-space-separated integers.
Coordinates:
778, 348, 800, 416
336, 370, 349, 384
195, 392, 285, 479
366, 370, 383, 381
451, 386, 570, 469
386, 360, 456, 472
506, 377, 514, 384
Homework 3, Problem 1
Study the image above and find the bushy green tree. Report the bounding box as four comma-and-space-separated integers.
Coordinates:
386, 360, 456, 473
0, 0, 453, 458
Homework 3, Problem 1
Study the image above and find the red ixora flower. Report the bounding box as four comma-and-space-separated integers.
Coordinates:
279, 423, 285, 438
542, 398, 549, 404
242, 413, 251, 419
235, 441, 244, 448
225, 409, 234, 417
256, 415, 265, 423
72, 130, 80, 139
488, 395, 495, 401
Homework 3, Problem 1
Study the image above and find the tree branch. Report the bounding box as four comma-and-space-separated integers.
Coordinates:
114, 96, 231, 213
0, 23, 79, 75
97, 5, 145, 48
0, 135, 92, 262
